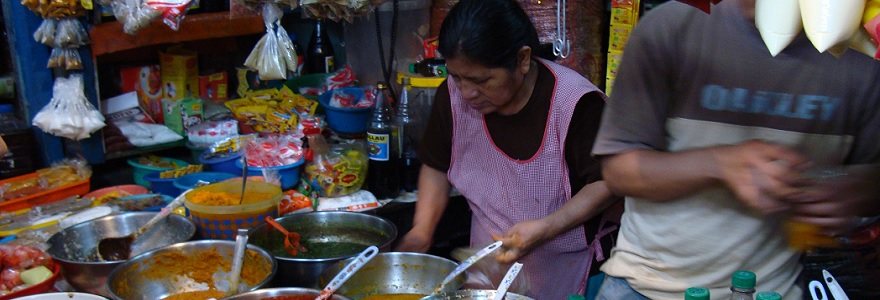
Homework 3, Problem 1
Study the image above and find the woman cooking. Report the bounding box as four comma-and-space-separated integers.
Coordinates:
394, 0, 622, 298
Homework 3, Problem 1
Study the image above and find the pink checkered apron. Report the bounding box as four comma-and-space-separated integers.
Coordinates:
448, 59, 608, 299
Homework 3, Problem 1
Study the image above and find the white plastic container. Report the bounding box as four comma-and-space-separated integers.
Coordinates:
756, 0, 802, 56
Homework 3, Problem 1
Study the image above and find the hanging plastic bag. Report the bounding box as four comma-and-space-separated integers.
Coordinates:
32, 75, 106, 141
756, 0, 802, 57
800, 0, 865, 53
244, 2, 287, 80
33, 19, 57, 46
276, 20, 298, 74
54, 18, 90, 49
122, 1, 162, 35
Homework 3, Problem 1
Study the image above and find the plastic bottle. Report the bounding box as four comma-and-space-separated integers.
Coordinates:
755, 291, 782, 300
305, 19, 336, 74
408, 58, 447, 77
366, 82, 400, 200
685, 287, 710, 300
730, 270, 757, 300
395, 77, 421, 193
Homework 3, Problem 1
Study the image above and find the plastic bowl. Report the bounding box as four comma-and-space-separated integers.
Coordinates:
127, 157, 189, 187
173, 171, 237, 192
143, 171, 179, 197
235, 159, 304, 190
319, 87, 374, 135
184, 181, 282, 240
199, 149, 242, 176
82, 184, 149, 204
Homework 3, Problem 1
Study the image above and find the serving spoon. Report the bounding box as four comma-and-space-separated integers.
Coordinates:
315, 245, 379, 300
433, 241, 503, 294
96, 190, 188, 261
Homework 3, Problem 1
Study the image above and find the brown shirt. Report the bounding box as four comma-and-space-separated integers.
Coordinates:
419, 62, 613, 276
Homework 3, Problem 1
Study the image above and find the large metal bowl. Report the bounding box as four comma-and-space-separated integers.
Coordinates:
316, 252, 465, 298
421, 290, 535, 300
248, 211, 397, 288
46, 212, 196, 297
220, 287, 353, 300
106, 240, 277, 300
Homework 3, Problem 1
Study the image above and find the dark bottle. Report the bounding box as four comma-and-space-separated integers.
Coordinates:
305, 19, 336, 74
408, 58, 447, 77
395, 77, 421, 192
366, 82, 400, 200
288, 33, 305, 76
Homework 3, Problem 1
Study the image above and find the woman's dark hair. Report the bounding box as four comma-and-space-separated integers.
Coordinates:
438, 0, 553, 71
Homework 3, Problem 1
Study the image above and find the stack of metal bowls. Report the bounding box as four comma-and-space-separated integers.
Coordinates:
46, 212, 196, 297
248, 211, 398, 288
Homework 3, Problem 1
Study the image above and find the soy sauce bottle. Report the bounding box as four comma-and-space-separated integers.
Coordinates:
365, 82, 400, 199
396, 77, 421, 192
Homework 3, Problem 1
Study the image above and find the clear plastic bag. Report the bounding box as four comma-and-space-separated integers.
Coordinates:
122, 1, 162, 35
47, 48, 83, 70
54, 18, 90, 48
245, 3, 287, 80
145, 0, 195, 31
32, 75, 106, 141
275, 21, 298, 74
450, 245, 532, 295
33, 19, 56, 46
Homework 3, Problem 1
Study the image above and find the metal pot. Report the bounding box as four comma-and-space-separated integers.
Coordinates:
316, 252, 466, 298
248, 211, 398, 288
220, 287, 353, 300
421, 290, 535, 300
46, 212, 196, 297
106, 240, 277, 300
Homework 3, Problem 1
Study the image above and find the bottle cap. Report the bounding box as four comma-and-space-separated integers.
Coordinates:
0, 104, 12, 114
408, 63, 417, 74
684, 287, 710, 300
731, 270, 757, 289
566, 295, 585, 300
756, 291, 782, 300
377, 82, 388, 90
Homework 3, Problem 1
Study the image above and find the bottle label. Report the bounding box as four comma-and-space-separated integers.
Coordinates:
367, 132, 390, 161
324, 56, 336, 73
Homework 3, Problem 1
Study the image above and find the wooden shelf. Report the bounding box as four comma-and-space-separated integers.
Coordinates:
89, 12, 264, 56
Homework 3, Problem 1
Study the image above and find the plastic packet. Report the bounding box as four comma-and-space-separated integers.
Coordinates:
33, 19, 56, 46
145, 0, 195, 30
54, 18, 90, 49
123, 1, 162, 35
32, 75, 106, 140
450, 245, 532, 295
275, 21, 298, 74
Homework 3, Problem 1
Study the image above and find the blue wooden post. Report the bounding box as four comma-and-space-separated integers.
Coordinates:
3, 2, 106, 165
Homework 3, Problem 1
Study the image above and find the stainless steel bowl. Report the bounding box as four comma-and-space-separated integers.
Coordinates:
420, 290, 535, 300
106, 240, 277, 300
46, 212, 196, 297
220, 287, 353, 300
248, 211, 397, 288
316, 252, 465, 298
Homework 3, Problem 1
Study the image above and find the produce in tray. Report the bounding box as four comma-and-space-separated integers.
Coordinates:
0, 245, 55, 295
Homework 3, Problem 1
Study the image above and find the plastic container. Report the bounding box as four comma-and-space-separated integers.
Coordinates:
198, 150, 242, 175
143, 171, 180, 197
82, 184, 150, 204
318, 87, 373, 135
0, 172, 90, 213
235, 159, 304, 190
183, 181, 282, 240
127, 157, 189, 187
173, 172, 237, 193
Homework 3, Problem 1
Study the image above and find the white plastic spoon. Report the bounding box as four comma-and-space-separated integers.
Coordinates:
493, 262, 524, 300
315, 245, 380, 300
433, 241, 503, 294
227, 228, 249, 296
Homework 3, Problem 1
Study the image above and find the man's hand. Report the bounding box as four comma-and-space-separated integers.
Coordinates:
494, 219, 552, 263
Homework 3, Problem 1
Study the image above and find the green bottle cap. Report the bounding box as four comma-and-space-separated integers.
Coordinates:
755, 291, 782, 300
408, 63, 417, 74
731, 270, 757, 289
567, 295, 585, 300
684, 287, 710, 300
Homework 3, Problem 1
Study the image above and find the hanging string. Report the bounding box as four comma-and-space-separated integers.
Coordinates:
374, 0, 399, 97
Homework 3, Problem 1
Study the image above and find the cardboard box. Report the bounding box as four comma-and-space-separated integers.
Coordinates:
102, 92, 155, 125
160, 46, 199, 101
199, 71, 228, 102
120, 65, 164, 123
163, 98, 203, 135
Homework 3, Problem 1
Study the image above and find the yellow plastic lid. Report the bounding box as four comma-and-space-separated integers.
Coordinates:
397, 72, 445, 88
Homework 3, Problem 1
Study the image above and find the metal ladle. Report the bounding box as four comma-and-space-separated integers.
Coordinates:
96, 191, 188, 261
433, 241, 503, 294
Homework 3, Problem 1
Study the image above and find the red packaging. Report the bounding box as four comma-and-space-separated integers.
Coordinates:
199, 71, 229, 102
119, 65, 164, 123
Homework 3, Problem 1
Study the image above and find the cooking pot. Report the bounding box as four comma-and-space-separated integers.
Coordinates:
421, 289, 535, 300
248, 211, 397, 288
316, 252, 465, 298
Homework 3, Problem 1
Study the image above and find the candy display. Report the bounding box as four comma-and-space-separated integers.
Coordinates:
186, 119, 239, 148
303, 136, 367, 198
243, 135, 304, 167
225, 93, 317, 134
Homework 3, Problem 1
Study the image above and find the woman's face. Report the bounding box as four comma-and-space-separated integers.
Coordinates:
446, 56, 524, 115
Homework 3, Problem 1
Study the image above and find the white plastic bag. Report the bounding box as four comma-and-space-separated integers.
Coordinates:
32, 75, 106, 141
800, 0, 865, 53
756, 0, 802, 57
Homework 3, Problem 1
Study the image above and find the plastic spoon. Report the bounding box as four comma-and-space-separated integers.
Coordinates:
227, 228, 249, 296
492, 262, 523, 300
315, 245, 379, 300
96, 190, 189, 261
264, 216, 308, 255
433, 241, 503, 294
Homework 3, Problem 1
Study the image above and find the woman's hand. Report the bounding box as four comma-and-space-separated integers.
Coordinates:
494, 219, 552, 263
394, 228, 433, 253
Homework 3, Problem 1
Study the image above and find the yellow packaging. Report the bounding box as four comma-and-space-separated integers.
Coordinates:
160, 46, 199, 100
606, 50, 624, 79
606, 76, 616, 97
609, 25, 633, 52
611, 7, 637, 26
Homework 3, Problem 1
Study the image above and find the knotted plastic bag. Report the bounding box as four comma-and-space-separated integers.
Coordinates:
32, 75, 106, 140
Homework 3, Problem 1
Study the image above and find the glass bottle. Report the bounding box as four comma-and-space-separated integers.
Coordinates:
730, 270, 757, 300
366, 82, 400, 199
685, 287, 710, 300
305, 19, 336, 74
395, 77, 421, 192
755, 291, 781, 300
408, 58, 447, 77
